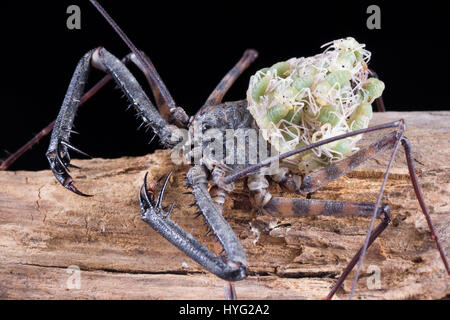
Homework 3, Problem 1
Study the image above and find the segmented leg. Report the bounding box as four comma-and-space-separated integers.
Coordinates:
247, 173, 272, 208
300, 131, 399, 193
249, 170, 392, 301
401, 137, 450, 274
0, 53, 136, 171
129, 51, 189, 128
90, 0, 189, 128
248, 170, 391, 298
341, 128, 403, 299
325, 209, 391, 299
140, 166, 247, 282
209, 172, 239, 300
229, 120, 448, 298
46, 47, 182, 195
193, 49, 258, 119
262, 197, 390, 219
271, 126, 449, 297
0, 46, 188, 171
248, 173, 390, 219
222, 120, 403, 184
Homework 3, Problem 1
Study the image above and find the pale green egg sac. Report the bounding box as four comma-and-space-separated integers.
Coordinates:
246, 37, 384, 174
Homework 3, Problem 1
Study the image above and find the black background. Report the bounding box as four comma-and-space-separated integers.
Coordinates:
1, 1, 448, 171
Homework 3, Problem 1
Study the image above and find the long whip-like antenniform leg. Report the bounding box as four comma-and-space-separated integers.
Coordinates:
325, 136, 450, 300
262, 197, 390, 219
300, 132, 399, 193
325, 126, 449, 299
222, 120, 403, 185
248, 171, 391, 296
325, 210, 391, 299
347, 126, 404, 299
46, 47, 182, 196
89, 0, 189, 128
401, 137, 450, 274
128, 51, 189, 128
226, 119, 448, 298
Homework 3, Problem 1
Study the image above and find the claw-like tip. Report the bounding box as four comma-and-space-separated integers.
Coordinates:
143, 172, 149, 188
142, 172, 152, 205
47, 140, 91, 197
65, 180, 92, 197
139, 183, 150, 215
166, 202, 175, 217
156, 171, 173, 208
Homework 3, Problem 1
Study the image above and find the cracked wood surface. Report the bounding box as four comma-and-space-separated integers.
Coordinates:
0, 111, 449, 299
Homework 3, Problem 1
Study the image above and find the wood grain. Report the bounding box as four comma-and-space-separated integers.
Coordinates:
0, 111, 449, 299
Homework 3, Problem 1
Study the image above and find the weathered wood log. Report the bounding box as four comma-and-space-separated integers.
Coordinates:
0, 111, 449, 299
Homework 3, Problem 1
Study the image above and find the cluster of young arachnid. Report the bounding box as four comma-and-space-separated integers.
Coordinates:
247, 37, 385, 173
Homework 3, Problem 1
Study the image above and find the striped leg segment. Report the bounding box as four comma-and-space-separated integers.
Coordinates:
249, 171, 393, 300
263, 197, 390, 219
223, 121, 403, 185
327, 136, 449, 300
248, 170, 392, 300
300, 131, 398, 193
245, 121, 447, 298
248, 172, 390, 219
